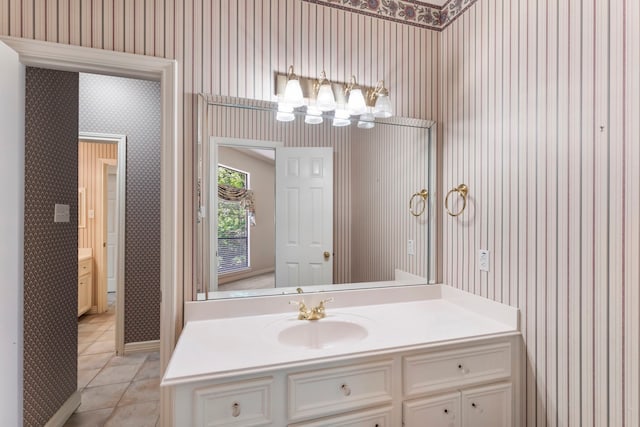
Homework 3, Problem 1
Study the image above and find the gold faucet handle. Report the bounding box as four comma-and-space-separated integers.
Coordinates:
318, 298, 334, 308
314, 298, 334, 319
289, 299, 306, 309
289, 299, 309, 320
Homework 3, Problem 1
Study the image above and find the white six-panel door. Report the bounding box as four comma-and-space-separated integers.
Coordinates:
275, 147, 333, 287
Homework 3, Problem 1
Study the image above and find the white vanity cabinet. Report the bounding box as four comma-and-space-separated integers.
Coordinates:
170, 337, 519, 426
402, 343, 513, 427
165, 285, 523, 426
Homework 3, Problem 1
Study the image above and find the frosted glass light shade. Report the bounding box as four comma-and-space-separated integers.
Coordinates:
277, 101, 294, 112
333, 108, 351, 127
373, 95, 393, 118
283, 78, 304, 108
357, 120, 375, 129
276, 111, 295, 122
305, 105, 323, 124
276, 102, 295, 122
358, 108, 375, 129
347, 88, 367, 115
316, 84, 337, 111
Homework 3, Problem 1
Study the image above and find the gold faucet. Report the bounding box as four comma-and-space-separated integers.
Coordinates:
289, 297, 334, 320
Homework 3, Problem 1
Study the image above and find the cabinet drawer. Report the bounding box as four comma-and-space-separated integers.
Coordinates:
403, 393, 461, 427
403, 342, 511, 396
289, 405, 393, 427
288, 360, 393, 421
78, 258, 92, 276
193, 377, 273, 427
78, 273, 91, 289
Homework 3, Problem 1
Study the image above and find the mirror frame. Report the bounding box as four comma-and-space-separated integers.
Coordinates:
195, 94, 438, 300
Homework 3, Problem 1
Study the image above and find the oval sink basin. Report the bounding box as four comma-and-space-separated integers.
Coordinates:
277, 320, 368, 350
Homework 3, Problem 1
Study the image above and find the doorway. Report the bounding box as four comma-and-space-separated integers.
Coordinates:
204, 137, 334, 296
78, 131, 127, 356
0, 37, 180, 426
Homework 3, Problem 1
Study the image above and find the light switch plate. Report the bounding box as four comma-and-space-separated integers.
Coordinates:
54, 204, 70, 223
479, 249, 490, 272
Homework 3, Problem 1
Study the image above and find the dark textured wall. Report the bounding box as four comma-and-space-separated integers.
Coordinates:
23, 67, 78, 427
78, 73, 161, 344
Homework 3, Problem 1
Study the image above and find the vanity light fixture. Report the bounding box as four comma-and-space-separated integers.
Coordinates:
274, 70, 393, 126
345, 75, 367, 116
314, 71, 337, 112
368, 80, 393, 118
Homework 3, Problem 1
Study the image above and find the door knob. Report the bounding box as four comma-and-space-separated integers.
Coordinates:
323, 251, 331, 260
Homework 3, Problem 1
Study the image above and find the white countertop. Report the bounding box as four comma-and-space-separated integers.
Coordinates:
162, 285, 519, 387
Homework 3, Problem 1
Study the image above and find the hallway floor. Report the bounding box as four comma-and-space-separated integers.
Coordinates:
64, 294, 161, 427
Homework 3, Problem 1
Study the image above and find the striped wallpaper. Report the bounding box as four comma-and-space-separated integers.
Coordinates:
351, 123, 431, 282
0, 0, 440, 120
441, 1, 640, 426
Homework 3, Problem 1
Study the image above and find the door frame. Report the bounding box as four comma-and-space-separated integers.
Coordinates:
1, 36, 181, 426
205, 137, 282, 297
79, 132, 126, 355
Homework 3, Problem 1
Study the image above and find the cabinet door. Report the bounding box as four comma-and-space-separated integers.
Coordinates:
461, 383, 512, 427
403, 393, 461, 427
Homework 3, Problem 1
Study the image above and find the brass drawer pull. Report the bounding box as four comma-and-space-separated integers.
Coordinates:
340, 383, 351, 396
231, 402, 240, 417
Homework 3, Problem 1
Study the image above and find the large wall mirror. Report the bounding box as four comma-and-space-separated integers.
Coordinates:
194, 94, 436, 300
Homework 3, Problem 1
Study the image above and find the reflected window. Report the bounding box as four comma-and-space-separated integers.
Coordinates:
218, 165, 249, 274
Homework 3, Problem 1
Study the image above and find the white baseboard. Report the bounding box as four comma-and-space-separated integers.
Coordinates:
124, 339, 160, 354
45, 390, 80, 427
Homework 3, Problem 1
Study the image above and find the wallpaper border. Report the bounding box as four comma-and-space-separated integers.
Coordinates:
302, 0, 478, 31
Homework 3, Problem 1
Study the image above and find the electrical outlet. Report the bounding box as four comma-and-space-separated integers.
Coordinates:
407, 239, 415, 256
479, 249, 490, 272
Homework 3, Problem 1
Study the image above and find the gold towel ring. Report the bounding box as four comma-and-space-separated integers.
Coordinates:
445, 184, 468, 217
409, 189, 429, 217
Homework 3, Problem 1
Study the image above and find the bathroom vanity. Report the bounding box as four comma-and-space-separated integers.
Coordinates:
78, 248, 93, 316
162, 284, 522, 426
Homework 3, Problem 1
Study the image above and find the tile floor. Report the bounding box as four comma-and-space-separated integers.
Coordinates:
64, 294, 161, 427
